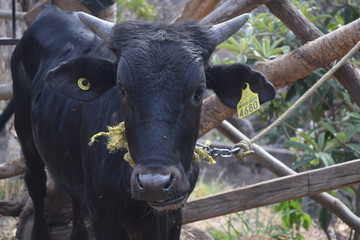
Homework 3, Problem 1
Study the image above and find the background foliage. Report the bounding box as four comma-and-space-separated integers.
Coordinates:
116, 0, 157, 21
213, 0, 360, 239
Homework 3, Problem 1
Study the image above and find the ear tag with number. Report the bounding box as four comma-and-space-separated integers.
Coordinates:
237, 83, 260, 119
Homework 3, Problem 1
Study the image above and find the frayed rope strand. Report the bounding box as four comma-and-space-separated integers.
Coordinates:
88, 122, 135, 167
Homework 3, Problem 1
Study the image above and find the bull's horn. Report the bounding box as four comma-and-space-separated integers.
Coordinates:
76, 12, 114, 41
210, 14, 249, 45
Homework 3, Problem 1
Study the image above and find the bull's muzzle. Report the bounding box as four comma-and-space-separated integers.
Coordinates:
131, 164, 190, 211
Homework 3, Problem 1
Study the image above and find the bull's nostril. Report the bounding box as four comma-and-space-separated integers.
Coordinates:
136, 174, 144, 189
163, 174, 174, 191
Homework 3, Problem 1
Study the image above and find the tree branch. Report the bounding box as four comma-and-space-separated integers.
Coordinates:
255, 18, 360, 88
0, 158, 26, 179
172, 0, 221, 23
199, 95, 234, 137
200, 0, 271, 24
265, 0, 360, 106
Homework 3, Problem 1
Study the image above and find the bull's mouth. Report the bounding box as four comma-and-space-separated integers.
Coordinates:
148, 194, 188, 211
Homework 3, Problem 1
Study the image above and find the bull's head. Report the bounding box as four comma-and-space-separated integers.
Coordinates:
46, 12, 275, 211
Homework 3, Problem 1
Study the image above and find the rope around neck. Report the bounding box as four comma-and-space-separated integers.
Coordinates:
88, 122, 216, 167
235, 40, 360, 160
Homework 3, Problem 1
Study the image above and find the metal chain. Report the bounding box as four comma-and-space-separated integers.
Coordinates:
196, 142, 240, 158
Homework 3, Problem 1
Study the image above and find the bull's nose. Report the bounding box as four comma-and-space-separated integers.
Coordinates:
136, 174, 174, 191
132, 172, 175, 201
131, 165, 189, 202
135, 173, 174, 191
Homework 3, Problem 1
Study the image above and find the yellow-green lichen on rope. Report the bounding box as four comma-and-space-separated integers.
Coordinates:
88, 121, 216, 167
88, 122, 135, 167
193, 148, 216, 165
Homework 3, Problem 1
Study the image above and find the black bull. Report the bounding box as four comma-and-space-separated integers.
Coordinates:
11, 5, 275, 240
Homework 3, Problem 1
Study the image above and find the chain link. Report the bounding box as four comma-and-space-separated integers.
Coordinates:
196, 142, 240, 158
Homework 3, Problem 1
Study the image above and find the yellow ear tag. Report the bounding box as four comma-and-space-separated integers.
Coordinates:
237, 83, 260, 119
77, 78, 90, 91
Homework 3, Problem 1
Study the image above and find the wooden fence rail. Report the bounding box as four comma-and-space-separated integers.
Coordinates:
0, 84, 12, 100
182, 159, 360, 224
0, 10, 26, 20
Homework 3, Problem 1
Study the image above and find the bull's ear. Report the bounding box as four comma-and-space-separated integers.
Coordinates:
45, 56, 116, 101
206, 63, 276, 109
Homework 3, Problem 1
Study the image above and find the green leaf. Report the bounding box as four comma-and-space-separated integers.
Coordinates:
299, 133, 319, 151
301, 213, 312, 230
318, 207, 332, 233
251, 37, 262, 51
318, 122, 338, 136
315, 152, 335, 166
335, 13, 345, 25
269, 48, 285, 55
283, 141, 315, 152
342, 187, 356, 196
345, 123, 360, 141
347, 143, 360, 154
236, 55, 247, 64
238, 39, 250, 53
242, 24, 254, 36
312, 103, 324, 122
324, 138, 342, 151
292, 154, 317, 169
270, 37, 285, 50
349, 112, 360, 120
252, 50, 265, 60
317, 132, 326, 151
335, 132, 346, 144
262, 38, 271, 57
217, 43, 239, 53
227, 36, 237, 45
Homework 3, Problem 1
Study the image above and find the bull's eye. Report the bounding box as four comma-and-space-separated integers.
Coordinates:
77, 78, 90, 91
193, 86, 205, 103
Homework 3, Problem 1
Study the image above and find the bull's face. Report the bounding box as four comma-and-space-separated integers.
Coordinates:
112, 24, 211, 209
46, 13, 276, 211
